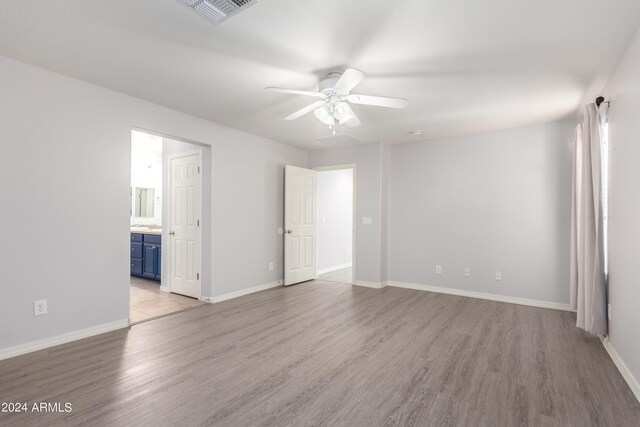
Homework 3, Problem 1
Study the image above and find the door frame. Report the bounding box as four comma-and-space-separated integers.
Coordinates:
166, 149, 203, 298
312, 164, 356, 285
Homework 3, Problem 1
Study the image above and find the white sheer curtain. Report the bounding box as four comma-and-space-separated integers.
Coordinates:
570, 103, 608, 335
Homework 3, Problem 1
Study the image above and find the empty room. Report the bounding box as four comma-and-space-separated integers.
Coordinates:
1, 1, 640, 426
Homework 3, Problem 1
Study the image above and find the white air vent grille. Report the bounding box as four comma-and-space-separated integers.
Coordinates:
179, 0, 257, 24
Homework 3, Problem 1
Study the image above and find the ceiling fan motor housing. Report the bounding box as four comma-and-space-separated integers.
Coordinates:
319, 72, 343, 92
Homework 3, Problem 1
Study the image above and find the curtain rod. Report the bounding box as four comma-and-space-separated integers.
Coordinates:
596, 96, 610, 107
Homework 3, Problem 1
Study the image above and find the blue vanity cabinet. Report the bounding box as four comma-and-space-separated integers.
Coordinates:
130, 233, 143, 276
131, 233, 162, 281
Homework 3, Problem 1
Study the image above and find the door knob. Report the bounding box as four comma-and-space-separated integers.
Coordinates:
285, 229, 293, 234
169, 231, 175, 236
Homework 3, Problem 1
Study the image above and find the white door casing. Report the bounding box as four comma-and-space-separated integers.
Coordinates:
284, 165, 317, 286
169, 151, 202, 298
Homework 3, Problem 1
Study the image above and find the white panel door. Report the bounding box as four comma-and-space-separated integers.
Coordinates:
284, 165, 317, 286
169, 152, 201, 298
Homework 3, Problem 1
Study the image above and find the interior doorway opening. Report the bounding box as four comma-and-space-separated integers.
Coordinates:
129, 130, 208, 324
316, 166, 355, 284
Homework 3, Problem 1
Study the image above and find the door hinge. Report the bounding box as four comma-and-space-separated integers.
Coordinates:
198, 166, 200, 174
197, 273, 200, 280
197, 219, 200, 227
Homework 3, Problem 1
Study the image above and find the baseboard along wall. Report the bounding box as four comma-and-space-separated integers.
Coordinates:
601, 337, 640, 404
317, 263, 353, 276
0, 319, 130, 361
385, 281, 573, 312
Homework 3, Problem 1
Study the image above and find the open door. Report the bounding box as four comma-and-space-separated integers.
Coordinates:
284, 165, 317, 286
168, 151, 202, 298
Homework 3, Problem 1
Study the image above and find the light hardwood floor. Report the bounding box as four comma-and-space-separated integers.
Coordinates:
130, 276, 204, 324
1, 281, 639, 426
317, 266, 352, 284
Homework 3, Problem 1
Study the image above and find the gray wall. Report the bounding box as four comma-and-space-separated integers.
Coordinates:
308, 143, 383, 284
0, 55, 306, 350
317, 169, 353, 271
602, 27, 640, 388
387, 120, 575, 304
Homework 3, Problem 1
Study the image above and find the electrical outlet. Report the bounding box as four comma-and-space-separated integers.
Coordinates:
268, 262, 274, 271
608, 303, 612, 320
34, 299, 47, 316
435, 265, 442, 274
464, 268, 471, 277
495, 271, 502, 281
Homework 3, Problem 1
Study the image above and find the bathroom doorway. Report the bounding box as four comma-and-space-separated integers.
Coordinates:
129, 130, 208, 324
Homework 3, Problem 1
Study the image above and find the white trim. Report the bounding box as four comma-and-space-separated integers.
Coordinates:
386, 281, 574, 312
313, 164, 356, 285
201, 280, 283, 304
354, 281, 383, 289
317, 263, 352, 276
601, 337, 640, 403
0, 319, 130, 361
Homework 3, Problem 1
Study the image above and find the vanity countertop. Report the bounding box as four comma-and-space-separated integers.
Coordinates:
130, 227, 162, 236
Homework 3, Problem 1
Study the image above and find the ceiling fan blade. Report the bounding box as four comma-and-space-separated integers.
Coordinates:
265, 87, 324, 98
333, 68, 366, 92
347, 94, 408, 109
284, 101, 326, 120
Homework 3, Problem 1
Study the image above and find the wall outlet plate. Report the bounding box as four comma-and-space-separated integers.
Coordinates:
464, 268, 471, 277
34, 299, 47, 316
495, 271, 502, 281
435, 265, 442, 274
268, 262, 274, 271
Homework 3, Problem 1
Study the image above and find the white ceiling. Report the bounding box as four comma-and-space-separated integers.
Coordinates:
1, 0, 639, 149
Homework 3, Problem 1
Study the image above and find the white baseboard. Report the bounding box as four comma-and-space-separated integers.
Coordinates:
317, 263, 352, 276
386, 281, 573, 312
601, 337, 640, 403
354, 281, 383, 289
202, 280, 283, 304
159, 286, 170, 293
0, 319, 130, 361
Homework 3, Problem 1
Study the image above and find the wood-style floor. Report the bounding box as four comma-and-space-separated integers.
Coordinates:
317, 266, 353, 284
1, 281, 639, 426
130, 276, 204, 324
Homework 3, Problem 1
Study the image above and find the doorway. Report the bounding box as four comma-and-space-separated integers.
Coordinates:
129, 130, 208, 324
316, 165, 355, 284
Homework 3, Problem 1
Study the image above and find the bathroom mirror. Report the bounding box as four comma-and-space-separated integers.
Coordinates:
135, 187, 155, 218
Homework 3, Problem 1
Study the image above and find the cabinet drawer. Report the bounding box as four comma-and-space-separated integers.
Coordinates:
131, 233, 143, 242
131, 242, 143, 259
130, 258, 143, 275
144, 234, 161, 245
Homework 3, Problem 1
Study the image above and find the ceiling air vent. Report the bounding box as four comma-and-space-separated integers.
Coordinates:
179, 0, 257, 24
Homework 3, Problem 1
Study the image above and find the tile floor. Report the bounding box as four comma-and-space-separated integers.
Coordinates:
317, 266, 353, 284
130, 276, 205, 324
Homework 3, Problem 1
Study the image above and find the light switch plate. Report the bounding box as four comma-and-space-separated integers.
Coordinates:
436, 265, 442, 274
464, 268, 471, 277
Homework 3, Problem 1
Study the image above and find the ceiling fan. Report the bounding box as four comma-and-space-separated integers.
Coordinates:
265, 68, 408, 131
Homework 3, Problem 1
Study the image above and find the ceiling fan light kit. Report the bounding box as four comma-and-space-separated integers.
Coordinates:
266, 68, 408, 132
